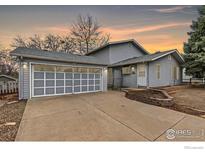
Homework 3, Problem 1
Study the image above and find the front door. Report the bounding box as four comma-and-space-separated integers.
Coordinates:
137, 64, 147, 86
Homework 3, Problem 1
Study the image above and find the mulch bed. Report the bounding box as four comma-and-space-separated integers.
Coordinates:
126, 89, 167, 106
0, 94, 26, 141
125, 89, 205, 117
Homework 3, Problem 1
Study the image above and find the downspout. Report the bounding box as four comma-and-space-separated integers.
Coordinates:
147, 62, 149, 88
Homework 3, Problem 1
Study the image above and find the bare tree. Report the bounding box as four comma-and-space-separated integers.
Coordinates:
11, 15, 110, 55
44, 34, 62, 51
0, 48, 18, 77
60, 36, 76, 53
11, 35, 28, 48
71, 14, 110, 54
28, 34, 44, 50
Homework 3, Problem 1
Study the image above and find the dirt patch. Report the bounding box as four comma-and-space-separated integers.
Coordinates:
0, 94, 26, 141
162, 86, 205, 112
0, 93, 18, 102
125, 86, 205, 118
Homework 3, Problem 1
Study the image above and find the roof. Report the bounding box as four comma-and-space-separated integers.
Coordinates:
10, 47, 108, 66
86, 39, 149, 55
0, 75, 17, 81
110, 49, 184, 67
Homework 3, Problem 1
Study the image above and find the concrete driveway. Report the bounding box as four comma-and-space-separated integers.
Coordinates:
16, 91, 205, 141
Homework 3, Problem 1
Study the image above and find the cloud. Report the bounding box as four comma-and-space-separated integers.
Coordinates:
34, 25, 70, 35
102, 22, 190, 38
152, 6, 192, 13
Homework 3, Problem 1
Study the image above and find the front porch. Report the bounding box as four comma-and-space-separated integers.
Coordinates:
108, 63, 148, 89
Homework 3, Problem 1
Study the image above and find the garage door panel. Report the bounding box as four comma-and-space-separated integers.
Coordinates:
88, 80, 94, 85
32, 64, 102, 97
89, 74, 94, 79
82, 80, 87, 85
46, 80, 55, 87
95, 85, 100, 91
56, 80, 64, 86
34, 88, 44, 96
74, 80, 80, 86
95, 80, 100, 85
74, 86, 80, 93
46, 88, 54, 95
65, 73, 72, 79
65, 80, 72, 86
56, 73, 64, 79
46, 72, 54, 79
88, 86, 94, 91
56, 87, 64, 94
65, 87, 72, 93
82, 74, 87, 79
34, 72, 44, 79
34, 80, 44, 87
82, 86, 87, 92
74, 74, 80, 79
95, 74, 100, 79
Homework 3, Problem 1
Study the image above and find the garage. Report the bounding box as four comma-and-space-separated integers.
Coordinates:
32, 64, 102, 97
10, 47, 107, 99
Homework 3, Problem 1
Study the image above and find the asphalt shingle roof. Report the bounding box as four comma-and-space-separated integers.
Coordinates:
10, 47, 108, 65
110, 49, 183, 67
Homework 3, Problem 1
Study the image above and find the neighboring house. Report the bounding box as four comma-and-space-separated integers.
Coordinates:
10, 39, 184, 100
0, 75, 17, 83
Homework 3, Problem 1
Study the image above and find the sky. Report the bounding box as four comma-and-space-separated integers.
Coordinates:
0, 5, 200, 53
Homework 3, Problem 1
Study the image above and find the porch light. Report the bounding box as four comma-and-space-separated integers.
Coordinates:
131, 66, 135, 73
103, 67, 107, 72
22, 62, 27, 69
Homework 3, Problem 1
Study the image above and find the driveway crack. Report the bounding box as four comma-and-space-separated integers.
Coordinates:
153, 115, 186, 141
81, 98, 151, 141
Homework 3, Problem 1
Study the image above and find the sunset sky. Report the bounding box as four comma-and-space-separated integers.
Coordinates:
0, 5, 200, 53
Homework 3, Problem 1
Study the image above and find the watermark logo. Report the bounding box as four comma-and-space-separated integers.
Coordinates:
166, 129, 193, 140
166, 129, 176, 140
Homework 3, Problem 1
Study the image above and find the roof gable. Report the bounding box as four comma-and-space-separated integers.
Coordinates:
86, 39, 149, 55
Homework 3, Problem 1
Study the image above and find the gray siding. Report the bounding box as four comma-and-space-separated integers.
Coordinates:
109, 43, 145, 64
19, 61, 30, 99
90, 43, 146, 65
148, 55, 182, 87
122, 74, 138, 87
87, 47, 110, 64
122, 65, 138, 87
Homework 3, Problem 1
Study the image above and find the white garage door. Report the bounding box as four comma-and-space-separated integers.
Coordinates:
32, 64, 102, 97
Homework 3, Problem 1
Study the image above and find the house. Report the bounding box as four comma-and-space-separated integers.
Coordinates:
10, 39, 184, 100
0, 75, 17, 83
87, 39, 184, 88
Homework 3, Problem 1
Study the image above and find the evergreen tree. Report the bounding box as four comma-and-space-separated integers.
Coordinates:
184, 6, 205, 78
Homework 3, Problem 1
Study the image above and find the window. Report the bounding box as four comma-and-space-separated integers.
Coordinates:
156, 64, 160, 80
138, 65, 145, 77
172, 66, 179, 80
122, 66, 131, 74
34, 64, 55, 72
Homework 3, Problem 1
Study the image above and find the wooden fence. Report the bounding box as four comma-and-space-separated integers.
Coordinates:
0, 81, 18, 95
